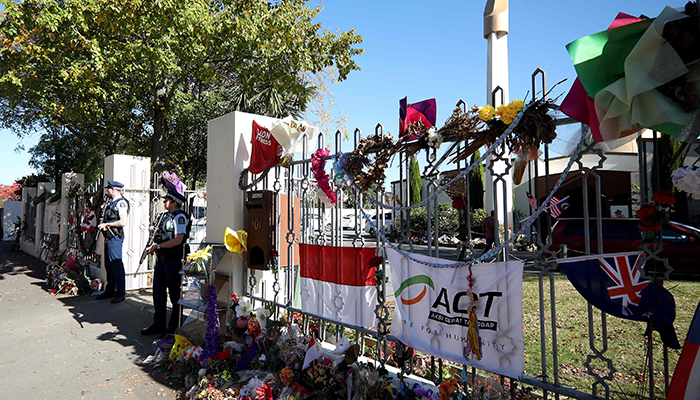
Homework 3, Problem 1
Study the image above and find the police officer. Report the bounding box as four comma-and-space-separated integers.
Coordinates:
97, 180, 130, 304
141, 188, 189, 336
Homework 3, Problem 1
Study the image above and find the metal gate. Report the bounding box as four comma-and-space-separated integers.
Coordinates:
222, 67, 677, 400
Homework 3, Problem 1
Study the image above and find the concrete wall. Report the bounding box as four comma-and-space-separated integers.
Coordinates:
2, 201, 22, 241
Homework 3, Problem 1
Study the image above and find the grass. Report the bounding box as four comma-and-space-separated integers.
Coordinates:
521, 274, 700, 399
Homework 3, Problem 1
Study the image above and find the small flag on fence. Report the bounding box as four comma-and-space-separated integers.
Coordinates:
548, 196, 570, 217
667, 301, 700, 400
526, 192, 538, 209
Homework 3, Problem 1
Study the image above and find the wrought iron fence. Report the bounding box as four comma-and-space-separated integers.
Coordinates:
228, 68, 673, 400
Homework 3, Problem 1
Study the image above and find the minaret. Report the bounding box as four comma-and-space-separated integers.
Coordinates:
483, 0, 513, 242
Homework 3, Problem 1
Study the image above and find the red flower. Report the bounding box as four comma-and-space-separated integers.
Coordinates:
636, 204, 657, 218
309, 322, 319, 332
652, 191, 675, 206
368, 256, 383, 270
248, 318, 261, 339
230, 292, 240, 303
255, 383, 274, 400
639, 217, 661, 232
452, 198, 465, 210
271, 250, 279, 257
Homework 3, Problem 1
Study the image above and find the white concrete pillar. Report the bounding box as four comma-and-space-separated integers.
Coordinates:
102, 154, 151, 291
484, 0, 513, 230
59, 172, 84, 252
207, 111, 278, 300
36, 182, 56, 261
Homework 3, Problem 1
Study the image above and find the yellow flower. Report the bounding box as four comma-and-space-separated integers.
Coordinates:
501, 113, 515, 125
495, 104, 507, 118
509, 99, 524, 111
478, 105, 495, 121
186, 245, 212, 264
223, 227, 247, 256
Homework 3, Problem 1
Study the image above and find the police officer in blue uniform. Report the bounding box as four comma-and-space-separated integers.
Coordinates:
141, 188, 189, 336
97, 180, 130, 304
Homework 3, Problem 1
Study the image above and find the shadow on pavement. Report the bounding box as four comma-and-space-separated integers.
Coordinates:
0, 240, 185, 395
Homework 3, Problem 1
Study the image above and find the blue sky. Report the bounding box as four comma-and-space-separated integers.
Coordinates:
0, 0, 676, 185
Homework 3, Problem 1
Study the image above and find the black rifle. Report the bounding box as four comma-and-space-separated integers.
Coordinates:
136, 212, 166, 275
97, 195, 118, 240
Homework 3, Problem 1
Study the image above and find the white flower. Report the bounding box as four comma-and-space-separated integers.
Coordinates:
255, 307, 271, 327
259, 354, 267, 362
240, 377, 264, 398
236, 299, 252, 317
426, 127, 442, 149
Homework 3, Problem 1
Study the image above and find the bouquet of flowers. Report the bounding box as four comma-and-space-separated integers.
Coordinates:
636, 191, 675, 242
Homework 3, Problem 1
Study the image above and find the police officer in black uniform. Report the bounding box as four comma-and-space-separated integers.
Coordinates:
97, 180, 130, 304
141, 188, 189, 336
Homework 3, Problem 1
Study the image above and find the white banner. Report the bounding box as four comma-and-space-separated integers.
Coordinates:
387, 248, 524, 378
43, 201, 60, 235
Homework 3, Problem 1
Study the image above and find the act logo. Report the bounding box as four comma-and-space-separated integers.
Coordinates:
394, 275, 435, 305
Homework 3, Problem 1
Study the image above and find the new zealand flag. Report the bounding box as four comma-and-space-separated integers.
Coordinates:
558, 252, 680, 348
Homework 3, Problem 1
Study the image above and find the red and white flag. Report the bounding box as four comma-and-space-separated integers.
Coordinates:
667, 301, 700, 400
302, 336, 319, 370
299, 243, 378, 328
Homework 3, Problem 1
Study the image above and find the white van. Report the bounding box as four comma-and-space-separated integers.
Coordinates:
187, 192, 207, 243
364, 212, 393, 235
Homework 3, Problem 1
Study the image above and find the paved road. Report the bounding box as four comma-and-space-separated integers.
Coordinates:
0, 241, 181, 399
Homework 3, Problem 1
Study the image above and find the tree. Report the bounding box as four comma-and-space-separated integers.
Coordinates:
0, 0, 364, 177
651, 134, 687, 221
14, 173, 50, 195
29, 126, 105, 185
0, 182, 22, 201
469, 150, 484, 209
409, 156, 422, 206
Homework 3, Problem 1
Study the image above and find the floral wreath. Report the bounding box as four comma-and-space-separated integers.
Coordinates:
311, 148, 337, 206
341, 133, 397, 193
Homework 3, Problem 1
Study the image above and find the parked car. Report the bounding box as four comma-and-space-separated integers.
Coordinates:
364, 212, 394, 235
302, 212, 332, 233
549, 218, 700, 276
342, 211, 360, 230
187, 193, 207, 244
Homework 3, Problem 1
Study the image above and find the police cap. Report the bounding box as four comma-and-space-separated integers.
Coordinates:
106, 180, 125, 189
164, 188, 186, 205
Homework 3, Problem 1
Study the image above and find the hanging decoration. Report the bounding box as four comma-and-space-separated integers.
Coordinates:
672, 165, 700, 199
269, 117, 309, 167
449, 97, 557, 173
340, 133, 396, 193
310, 148, 337, 206
399, 97, 437, 141
562, 6, 700, 143
223, 227, 247, 256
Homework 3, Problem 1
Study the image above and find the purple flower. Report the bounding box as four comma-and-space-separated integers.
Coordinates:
200, 285, 220, 362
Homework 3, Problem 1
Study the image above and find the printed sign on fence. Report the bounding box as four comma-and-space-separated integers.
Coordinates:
387, 248, 524, 378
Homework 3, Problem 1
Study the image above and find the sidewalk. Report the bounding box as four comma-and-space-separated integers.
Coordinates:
0, 241, 180, 399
